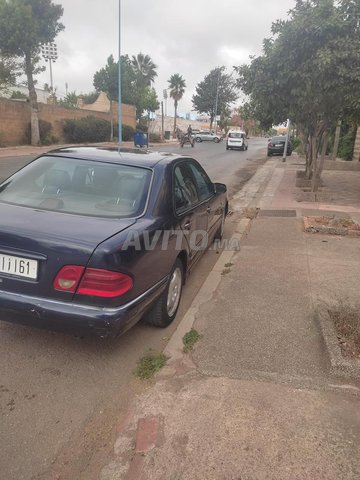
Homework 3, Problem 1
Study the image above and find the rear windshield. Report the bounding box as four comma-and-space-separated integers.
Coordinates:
228, 132, 244, 138
272, 136, 286, 142
0, 156, 153, 218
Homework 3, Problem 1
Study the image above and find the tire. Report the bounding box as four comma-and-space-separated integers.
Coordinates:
214, 208, 226, 240
214, 138, 220, 143
196, 137, 202, 143
267, 152, 272, 156
226, 146, 229, 150
145, 259, 183, 327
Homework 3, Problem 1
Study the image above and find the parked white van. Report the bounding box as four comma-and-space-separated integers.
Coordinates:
226, 131, 248, 151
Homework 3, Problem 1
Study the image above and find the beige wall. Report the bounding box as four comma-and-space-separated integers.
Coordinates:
0, 98, 136, 146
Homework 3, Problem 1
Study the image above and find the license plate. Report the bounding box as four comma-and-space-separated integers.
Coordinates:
275, 143, 283, 147
0, 254, 38, 279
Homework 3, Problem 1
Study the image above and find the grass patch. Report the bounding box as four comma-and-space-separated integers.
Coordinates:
134, 350, 168, 380
224, 262, 234, 268
328, 300, 360, 359
183, 329, 201, 353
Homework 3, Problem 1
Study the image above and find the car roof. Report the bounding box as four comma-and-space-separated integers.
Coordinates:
44, 146, 178, 168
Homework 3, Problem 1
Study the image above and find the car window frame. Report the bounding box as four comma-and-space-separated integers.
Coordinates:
172, 159, 215, 217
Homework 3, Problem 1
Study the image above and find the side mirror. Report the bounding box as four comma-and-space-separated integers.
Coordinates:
213, 182, 227, 194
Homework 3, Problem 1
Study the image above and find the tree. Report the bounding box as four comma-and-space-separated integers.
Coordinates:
168, 73, 186, 133
58, 91, 78, 109
0, 56, 19, 94
236, 0, 360, 185
192, 67, 238, 129
138, 87, 160, 124
93, 55, 119, 141
131, 52, 157, 89
93, 54, 142, 136
0, 0, 64, 145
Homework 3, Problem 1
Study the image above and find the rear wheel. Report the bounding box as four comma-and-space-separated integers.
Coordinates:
196, 137, 202, 143
214, 138, 220, 143
145, 259, 183, 327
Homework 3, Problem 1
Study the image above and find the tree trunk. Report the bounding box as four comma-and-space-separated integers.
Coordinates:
25, 52, 40, 146
312, 132, 329, 192
331, 120, 341, 161
305, 134, 314, 179
109, 99, 114, 142
173, 100, 177, 135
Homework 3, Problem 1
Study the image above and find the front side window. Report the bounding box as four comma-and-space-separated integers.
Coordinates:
0, 156, 152, 218
188, 163, 214, 202
174, 164, 199, 214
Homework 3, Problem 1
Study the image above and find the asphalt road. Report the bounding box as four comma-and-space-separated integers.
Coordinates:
0, 137, 267, 480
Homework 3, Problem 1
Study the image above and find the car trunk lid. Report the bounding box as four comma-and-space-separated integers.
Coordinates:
0, 203, 136, 300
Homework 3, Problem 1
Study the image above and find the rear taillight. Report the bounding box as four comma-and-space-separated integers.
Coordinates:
53, 265, 85, 293
269, 143, 274, 147
77, 268, 133, 297
54, 266, 133, 297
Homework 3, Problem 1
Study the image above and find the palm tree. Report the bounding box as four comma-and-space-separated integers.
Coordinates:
131, 52, 157, 88
168, 73, 186, 134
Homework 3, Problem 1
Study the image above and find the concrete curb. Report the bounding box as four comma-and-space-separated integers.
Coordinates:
316, 309, 360, 379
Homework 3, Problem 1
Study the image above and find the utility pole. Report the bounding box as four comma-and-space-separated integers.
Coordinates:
118, 0, 122, 146
214, 68, 221, 134
161, 101, 164, 141
163, 89, 168, 116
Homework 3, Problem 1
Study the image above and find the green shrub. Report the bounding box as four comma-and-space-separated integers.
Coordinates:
62, 116, 110, 143
114, 123, 135, 142
25, 119, 53, 145
338, 127, 356, 161
149, 132, 161, 143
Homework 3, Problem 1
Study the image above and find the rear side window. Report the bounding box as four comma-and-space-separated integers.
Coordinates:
0, 156, 152, 218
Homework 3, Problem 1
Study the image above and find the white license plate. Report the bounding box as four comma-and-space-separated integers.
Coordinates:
275, 143, 283, 147
0, 254, 38, 279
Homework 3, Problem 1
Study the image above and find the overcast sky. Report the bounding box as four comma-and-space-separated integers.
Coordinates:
36, 0, 296, 115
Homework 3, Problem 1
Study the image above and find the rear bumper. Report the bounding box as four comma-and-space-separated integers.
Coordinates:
268, 146, 291, 155
0, 277, 168, 338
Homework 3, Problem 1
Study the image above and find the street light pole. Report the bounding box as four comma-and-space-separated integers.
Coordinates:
42, 43, 58, 94
118, 0, 122, 147
214, 67, 221, 134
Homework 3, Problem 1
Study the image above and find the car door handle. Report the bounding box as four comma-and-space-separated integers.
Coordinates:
183, 221, 192, 230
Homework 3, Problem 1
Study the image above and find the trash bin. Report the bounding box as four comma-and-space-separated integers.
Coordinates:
164, 130, 170, 140
134, 132, 148, 147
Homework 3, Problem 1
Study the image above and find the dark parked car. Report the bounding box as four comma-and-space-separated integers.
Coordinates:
267, 135, 292, 156
0, 147, 228, 338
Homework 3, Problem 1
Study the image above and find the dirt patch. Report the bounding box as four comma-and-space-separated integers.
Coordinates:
228, 157, 267, 199
303, 216, 360, 237
328, 303, 360, 360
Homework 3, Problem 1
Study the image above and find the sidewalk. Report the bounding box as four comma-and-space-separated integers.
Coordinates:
102, 157, 360, 480
0, 140, 175, 158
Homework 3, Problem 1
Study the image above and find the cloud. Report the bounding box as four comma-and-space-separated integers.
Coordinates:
37, 0, 296, 111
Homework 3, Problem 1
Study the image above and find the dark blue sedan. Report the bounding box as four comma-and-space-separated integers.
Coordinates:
0, 147, 228, 338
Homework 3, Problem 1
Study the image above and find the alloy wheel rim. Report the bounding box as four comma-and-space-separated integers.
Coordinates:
167, 267, 182, 316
